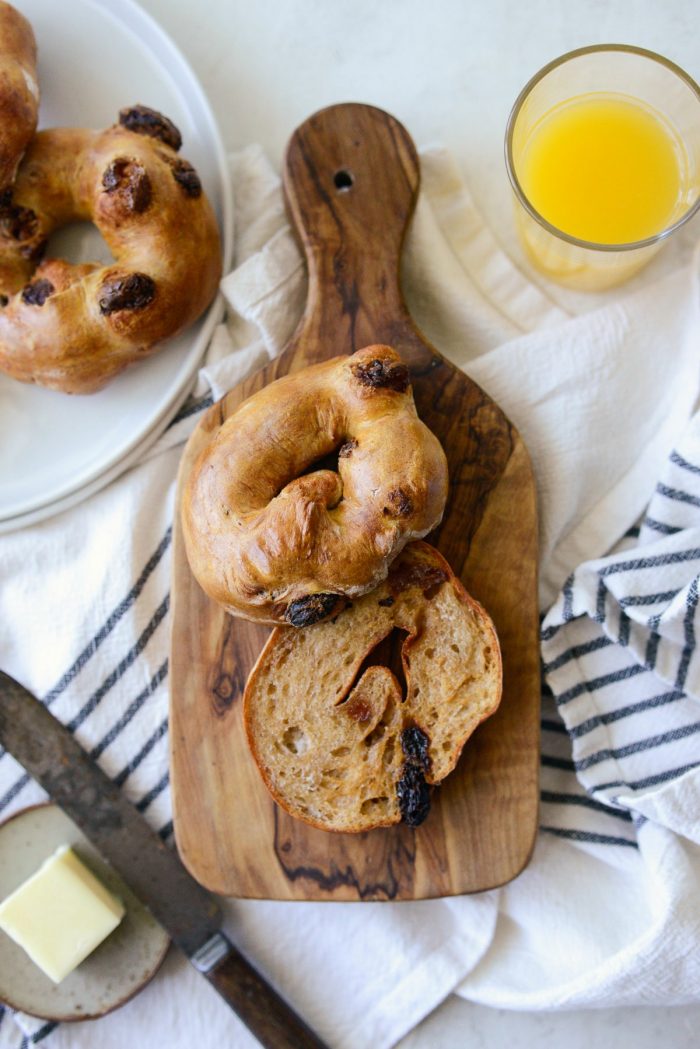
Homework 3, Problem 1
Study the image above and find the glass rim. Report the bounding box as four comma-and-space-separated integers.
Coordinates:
504, 43, 700, 252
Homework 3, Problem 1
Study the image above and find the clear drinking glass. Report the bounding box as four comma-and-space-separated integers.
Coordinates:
505, 45, 700, 290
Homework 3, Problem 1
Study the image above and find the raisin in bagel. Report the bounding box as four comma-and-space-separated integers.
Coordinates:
182, 345, 449, 626
0, 106, 222, 393
0, 1, 38, 194
244, 542, 502, 831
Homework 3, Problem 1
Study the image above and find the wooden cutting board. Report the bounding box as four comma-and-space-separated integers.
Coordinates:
170, 103, 540, 900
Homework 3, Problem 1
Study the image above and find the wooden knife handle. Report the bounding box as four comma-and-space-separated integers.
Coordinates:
204, 938, 329, 1049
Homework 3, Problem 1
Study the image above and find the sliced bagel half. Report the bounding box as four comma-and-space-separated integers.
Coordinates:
244, 542, 502, 832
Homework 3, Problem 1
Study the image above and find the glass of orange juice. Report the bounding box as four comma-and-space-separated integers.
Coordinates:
505, 45, 700, 290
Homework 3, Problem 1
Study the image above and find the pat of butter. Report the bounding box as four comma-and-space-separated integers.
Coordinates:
0, 844, 125, 984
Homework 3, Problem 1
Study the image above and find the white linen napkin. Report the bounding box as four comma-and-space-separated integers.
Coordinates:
0, 142, 699, 1049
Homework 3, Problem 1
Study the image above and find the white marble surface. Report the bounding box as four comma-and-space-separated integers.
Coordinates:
135, 1, 700, 1045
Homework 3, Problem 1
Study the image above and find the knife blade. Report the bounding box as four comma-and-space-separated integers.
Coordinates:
0, 671, 327, 1049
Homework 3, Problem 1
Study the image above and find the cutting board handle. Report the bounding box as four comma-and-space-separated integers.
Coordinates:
282, 102, 425, 362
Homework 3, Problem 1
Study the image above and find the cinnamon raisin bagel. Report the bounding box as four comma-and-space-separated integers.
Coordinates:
244, 541, 502, 832
0, 106, 222, 393
0, 1, 38, 194
182, 345, 449, 626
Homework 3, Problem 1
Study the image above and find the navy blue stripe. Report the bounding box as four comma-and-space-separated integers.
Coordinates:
562, 573, 574, 621
540, 826, 637, 848
577, 720, 700, 771
600, 547, 700, 575
542, 634, 613, 673
159, 818, 174, 841
169, 392, 214, 426
114, 717, 169, 788
136, 770, 169, 813
624, 525, 641, 539
595, 578, 607, 623
569, 688, 684, 738
643, 630, 660, 671
597, 759, 700, 792
642, 517, 682, 536
90, 660, 168, 762
670, 449, 700, 476
619, 589, 679, 607
656, 483, 700, 508
540, 789, 633, 822
556, 663, 646, 706
15, 1021, 58, 1046
675, 577, 699, 690
0, 770, 31, 813
618, 613, 631, 647
541, 754, 576, 771
541, 622, 559, 641
29, 1022, 57, 1044
541, 717, 568, 735
43, 529, 172, 707
66, 594, 169, 734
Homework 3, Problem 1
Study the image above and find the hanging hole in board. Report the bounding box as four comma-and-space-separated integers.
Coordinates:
334, 169, 354, 191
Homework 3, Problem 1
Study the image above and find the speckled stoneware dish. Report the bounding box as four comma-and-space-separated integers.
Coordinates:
0, 803, 170, 1021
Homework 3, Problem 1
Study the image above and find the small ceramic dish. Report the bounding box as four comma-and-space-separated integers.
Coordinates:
0, 803, 170, 1022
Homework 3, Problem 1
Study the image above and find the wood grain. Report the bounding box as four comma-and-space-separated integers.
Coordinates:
170, 103, 540, 900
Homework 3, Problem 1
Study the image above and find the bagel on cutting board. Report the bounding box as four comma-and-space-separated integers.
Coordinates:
244, 542, 502, 832
182, 344, 449, 626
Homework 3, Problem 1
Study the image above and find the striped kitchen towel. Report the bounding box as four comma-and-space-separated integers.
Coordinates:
1, 144, 700, 1048
457, 421, 700, 1013
541, 415, 700, 839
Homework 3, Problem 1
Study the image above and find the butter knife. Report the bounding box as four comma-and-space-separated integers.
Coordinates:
0, 671, 327, 1049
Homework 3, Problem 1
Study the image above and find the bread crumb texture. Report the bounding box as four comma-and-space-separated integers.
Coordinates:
244, 542, 502, 832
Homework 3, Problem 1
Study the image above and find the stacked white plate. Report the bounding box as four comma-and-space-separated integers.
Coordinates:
0, 0, 233, 533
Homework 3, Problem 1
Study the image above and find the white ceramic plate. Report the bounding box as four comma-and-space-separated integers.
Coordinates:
0, 0, 232, 525
0, 803, 170, 1021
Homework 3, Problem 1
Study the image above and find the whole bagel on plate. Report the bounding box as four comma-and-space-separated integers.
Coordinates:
0, 0, 38, 194
0, 106, 222, 393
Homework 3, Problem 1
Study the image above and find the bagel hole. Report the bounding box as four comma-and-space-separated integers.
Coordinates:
299, 446, 341, 478
46, 221, 115, 267
338, 627, 410, 709
334, 169, 354, 191
368, 628, 409, 700
296, 442, 350, 509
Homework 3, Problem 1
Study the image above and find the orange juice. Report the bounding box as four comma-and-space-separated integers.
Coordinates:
518, 93, 686, 244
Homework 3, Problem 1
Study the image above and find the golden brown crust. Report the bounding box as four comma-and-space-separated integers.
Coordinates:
0, 114, 222, 393
182, 346, 449, 624
243, 542, 503, 832
0, 2, 38, 192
